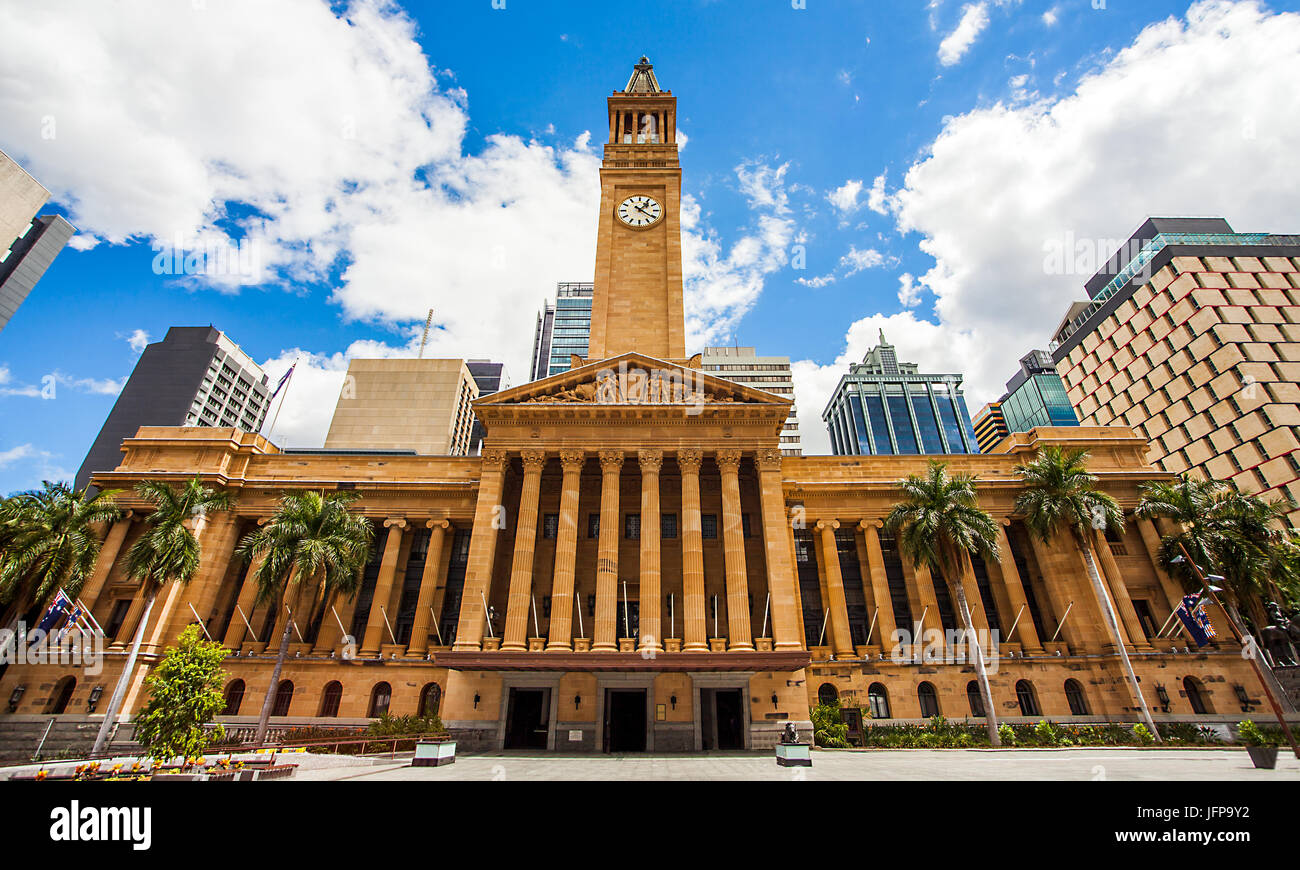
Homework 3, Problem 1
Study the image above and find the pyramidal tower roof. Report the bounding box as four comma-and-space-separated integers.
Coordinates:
623, 56, 662, 93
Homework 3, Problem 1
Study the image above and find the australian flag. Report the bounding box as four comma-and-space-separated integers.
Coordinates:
32, 590, 74, 637
1175, 593, 1218, 648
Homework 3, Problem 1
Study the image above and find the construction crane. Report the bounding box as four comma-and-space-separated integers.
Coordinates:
417, 308, 434, 359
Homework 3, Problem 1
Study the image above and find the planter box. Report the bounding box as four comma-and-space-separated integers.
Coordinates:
1247, 746, 1278, 769
708, 638, 728, 653
481, 637, 502, 651
617, 638, 636, 653
573, 638, 592, 652
528, 637, 546, 652
1042, 641, 1070, 657
775, 743, 812, 767
755, 637, 774, 652
663, 638, 683, 652
412, 739, 457, 767
855, 644, 882, 660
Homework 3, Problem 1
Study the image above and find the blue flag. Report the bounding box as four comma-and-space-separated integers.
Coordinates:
33, 590, 73, 636
1174, 593, 1217, 647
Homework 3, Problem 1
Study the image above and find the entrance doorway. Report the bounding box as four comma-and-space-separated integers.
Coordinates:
504, 688, 550, 749
700, 688, 746, 750
604, 689, 647, 752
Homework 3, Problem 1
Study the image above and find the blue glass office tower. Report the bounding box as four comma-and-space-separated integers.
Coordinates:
822, 332, 978, 456
998, 349, 1079, 435
529, 282, 593, 380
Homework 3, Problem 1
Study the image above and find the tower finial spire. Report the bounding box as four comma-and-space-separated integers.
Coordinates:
624, 56, 661, 93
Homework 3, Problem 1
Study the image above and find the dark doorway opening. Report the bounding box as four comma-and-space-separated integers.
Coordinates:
714, 689, 744, 749
504, 688, 549, 750
605, 689, 646, 752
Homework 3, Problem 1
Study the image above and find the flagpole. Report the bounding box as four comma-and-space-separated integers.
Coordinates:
265, 357, 300, 442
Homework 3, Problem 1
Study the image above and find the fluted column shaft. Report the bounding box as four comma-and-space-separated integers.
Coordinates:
360, 518, 407, 655
83, 514, 134, 618
502, 450, 547, 651
717, 449, 753, 650
593, 450, 624, 652
816, 520, 855, 657
678, 449, 708, 652
453, 449, 511, 651
755, 449, 800, 649
991, 523, 1043, 652
222, 553, 265, 648
638, 449, 663, 651
406, 520, 451, 656
860, 521, 898, 650
546, 450, 585, 650
1092, 529, 1150, 650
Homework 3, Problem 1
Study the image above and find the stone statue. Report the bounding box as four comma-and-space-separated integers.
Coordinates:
1260, 601, 1298, 667
781, 721, 799, 745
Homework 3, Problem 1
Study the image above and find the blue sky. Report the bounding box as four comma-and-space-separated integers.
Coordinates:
3, 0, 1300, 490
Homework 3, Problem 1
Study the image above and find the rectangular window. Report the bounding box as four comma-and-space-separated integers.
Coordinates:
624, 513, 640, 540
542, 513, 559, 540
701, 514, 718, 539
105, 599, 132, 639
587, 514, 600, 539
661, 513, 677, 539
742, 513, 753, 538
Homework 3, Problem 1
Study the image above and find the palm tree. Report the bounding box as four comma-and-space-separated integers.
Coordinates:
236, 490, 372, 744
885, 460, 1003, 746
0, 481, 123, 628
1013, 446, 1161, 740
91, 476, 235, 756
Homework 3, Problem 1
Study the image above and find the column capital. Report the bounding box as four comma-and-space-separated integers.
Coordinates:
559, 448, 586, 471
715, 448, 743, 472
383, 517, 409, 530
520, 449, 547, 471
858, 518, 884, 531
676, 448, 703, 473
481, 448, 511, 472
816, 519, 840, 532
426, 518, 452, 531
598, 449, 625, 473
637, 448, 664, 473
754, 448, 784, 472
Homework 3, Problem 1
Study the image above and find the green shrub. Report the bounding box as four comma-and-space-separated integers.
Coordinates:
1133, 723, 1155, 745
1236, 719, 1279, 747
997, 723, 1016, 746
811, 701, 850, 748
132, 626, 229, 764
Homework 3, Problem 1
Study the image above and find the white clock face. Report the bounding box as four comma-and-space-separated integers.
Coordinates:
617, 195, 662, 227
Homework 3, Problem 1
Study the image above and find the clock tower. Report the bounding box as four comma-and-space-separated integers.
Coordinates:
586, 57, 687, 363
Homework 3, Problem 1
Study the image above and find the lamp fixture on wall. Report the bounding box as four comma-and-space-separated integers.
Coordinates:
86, 685, 104, 713
473, 693, 481, 709
8, 685, 26, 713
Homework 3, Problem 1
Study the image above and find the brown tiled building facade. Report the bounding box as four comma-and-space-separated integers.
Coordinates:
0, 66, 1277, 753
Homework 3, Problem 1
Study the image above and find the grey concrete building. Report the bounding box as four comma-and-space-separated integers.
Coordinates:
76, 327, 270, 489
700, 346, 802, 455
0, 149, 75, 333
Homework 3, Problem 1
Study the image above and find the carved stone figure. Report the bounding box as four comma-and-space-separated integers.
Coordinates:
781, 721, 799, 745
1260, 601, 1298, 667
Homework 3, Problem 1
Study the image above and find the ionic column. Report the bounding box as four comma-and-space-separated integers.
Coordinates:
546, 450, 585, 651
991, 523, 1043, 653
222, 553, 264, 648
638, 449, 663, 652
453, 449, 511, 651
957, 559, 990, 636
1092, 529, 1151, 651
1026, 534, 1095, 650
678, 449, 708, 652
717, 449, 753, 651
406, 519, 451, 656
502, 449, 547, 651
815, 520, 855, 657
859, 521, 898, 650
360, 518, 407, 655
82, 513, 134, 617
755, 448, 800, 649
162, 511, 243, 642
592, 450, 624, 652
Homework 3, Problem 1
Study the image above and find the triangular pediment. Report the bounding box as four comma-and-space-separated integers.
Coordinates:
477, 352, 791, 409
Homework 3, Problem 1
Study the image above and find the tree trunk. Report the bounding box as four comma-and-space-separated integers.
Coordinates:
1079, 541, 1162, 741
91, 588, 158, 756
253, 570, 302, 744
952, 573, 1001, 747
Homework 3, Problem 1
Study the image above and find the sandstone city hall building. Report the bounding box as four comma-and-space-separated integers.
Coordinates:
0, 59, 1272, 754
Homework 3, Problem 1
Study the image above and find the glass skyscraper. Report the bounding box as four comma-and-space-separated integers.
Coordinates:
822, 332, 978, 456
998, 349, 1079, 434
529, 282, 593, 380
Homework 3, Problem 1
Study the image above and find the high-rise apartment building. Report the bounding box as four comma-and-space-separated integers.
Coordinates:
972, 402, 1009, 453
76, 326, 270, 489
822, 332, 978, 456
529, 282, 593, 380
324, 358, 479, 456
700, 346, 802, 455
0, 149, 75, 333
1050, 217, 1300, 523
466, 360, 511, 454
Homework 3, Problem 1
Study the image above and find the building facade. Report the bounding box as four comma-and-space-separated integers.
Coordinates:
466, 360, 511, 455
822, 332, 979, 456
75, 326, 269, 491
530, 283, 593, 380
973, 402, 1009, 454
0, 149, 74, 333
1050, 218, 1300, 524
324, 358, 479, 457
701, 346, 802, 455
2, 63, 1276, 755
998, 350, 1080, 435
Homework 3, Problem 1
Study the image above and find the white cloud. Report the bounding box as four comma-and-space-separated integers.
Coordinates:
1043, 6, 1060, 26
0, 444, 36, 469
938, 2, 991, 66
793, 0, 1300, 449
897, 273, 922, 308
795, 245, 888, 288
827, 179, 864, 215
866, 172, 893, 215
0, 443, 71, 488
122, 329, 150, 354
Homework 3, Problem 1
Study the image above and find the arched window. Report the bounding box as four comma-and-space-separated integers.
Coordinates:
1015, 680, 1040, 717
46, 676, 76, 714
369, 681, 392, 717
319, 681, 343, 718
817, 683, 839, 706
1065, 679, 1090, 716
966, 681, 985, 718
272, 680, 294, 717
418, 683, 442, 718
867, 683, 890, 719
1183, 676, 1211, 714
222, 679, 245, 716
917, 682, 940, 718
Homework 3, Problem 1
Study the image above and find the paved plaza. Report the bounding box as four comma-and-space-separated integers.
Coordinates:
284, 748, 1300, 782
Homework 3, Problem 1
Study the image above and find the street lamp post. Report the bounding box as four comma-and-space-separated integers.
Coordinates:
1173, 543, 1299, 760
